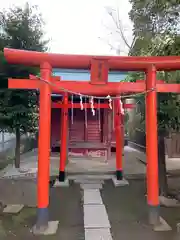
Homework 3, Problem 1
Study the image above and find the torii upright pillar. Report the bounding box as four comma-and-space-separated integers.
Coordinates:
114, 98, 123, 180
146, 65, 160, 225
59, 92, 68, 181
36, 62, 52, 230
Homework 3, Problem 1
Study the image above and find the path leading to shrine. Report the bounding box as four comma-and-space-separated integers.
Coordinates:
0, 147, 180, 239
0, 177, 180, 239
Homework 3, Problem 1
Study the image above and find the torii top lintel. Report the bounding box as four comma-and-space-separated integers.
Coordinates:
4, 48, 180, 71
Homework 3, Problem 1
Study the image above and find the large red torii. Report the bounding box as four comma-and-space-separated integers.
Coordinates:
4, 47, 180, 70
4, 47, 180, 232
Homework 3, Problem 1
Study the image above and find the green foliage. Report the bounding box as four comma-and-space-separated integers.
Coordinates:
0, 3, 48, 134
129, 0, 180, 133
0, 3, 48, 52
129, 0, 180, 37
124, 71, 145, 82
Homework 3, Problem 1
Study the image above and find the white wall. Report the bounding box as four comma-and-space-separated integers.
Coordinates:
0, 132, 15, 142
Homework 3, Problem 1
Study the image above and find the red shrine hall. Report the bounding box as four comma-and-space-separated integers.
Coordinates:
51, 91, 133, 161
50, 68, 133, 160
4, 47, 180, 230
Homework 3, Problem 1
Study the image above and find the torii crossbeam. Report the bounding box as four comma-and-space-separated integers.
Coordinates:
4, 47, 180, 232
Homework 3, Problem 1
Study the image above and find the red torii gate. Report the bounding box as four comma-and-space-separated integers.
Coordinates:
4, 47, 180, 231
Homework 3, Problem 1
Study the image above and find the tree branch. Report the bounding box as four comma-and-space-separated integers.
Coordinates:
100, 6, 133, 55
106, 7, 131, 50
98, 36, 128, 55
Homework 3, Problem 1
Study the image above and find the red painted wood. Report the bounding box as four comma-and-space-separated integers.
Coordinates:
87, 110, 101, 142
5, 48, 180, 70
10, 78, 180, 94
51, 109, 103, 147
114, 98, 123, 171
69, 109, 85, 142
59, 93, 68, 172
90, 59, 109, 84
8, 79, 40, 89
51, 109, 61, 147
29, 74, 61, 82
8, 79, 146, 94
52, 102, 135, 109
38, 62, 51, 209
146, 66, 159, 206
156, 83, 180, 92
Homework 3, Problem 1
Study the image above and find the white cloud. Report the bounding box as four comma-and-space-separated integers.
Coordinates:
0, 0, 132, 55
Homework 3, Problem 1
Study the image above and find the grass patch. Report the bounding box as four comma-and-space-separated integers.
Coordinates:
1, 207, 36, 231
0, 156, 14, 171
0, 220, 7, 238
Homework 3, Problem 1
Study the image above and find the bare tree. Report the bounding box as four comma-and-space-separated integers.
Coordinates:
99, 6, 135, 55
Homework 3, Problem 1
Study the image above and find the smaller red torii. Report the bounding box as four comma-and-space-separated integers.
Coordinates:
51, 102, 135, 109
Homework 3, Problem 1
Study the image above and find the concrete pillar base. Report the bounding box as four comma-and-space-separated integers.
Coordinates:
148, 205, 160, 225
33, 221, 59, 235
35, 208, 49, 231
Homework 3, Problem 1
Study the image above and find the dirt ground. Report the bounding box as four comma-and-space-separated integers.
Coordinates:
0, 181, 84, 240
0, 177, 180, 239
1, 146, 180, 239
101, 179, 180, 240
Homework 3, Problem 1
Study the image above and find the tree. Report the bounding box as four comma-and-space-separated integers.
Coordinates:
102, 1, 180, 199
129, 0, 180, 133
129, 0, 180, 36
0, 3, 48, 169
100, 6, 135, 55
129, 0, 180, 199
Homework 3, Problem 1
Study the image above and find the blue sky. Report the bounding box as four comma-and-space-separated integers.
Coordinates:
0, 0, 133, 55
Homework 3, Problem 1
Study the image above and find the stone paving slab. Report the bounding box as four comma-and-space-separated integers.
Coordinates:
85, 228, 113, 240
32, 221, 59, 235
84, 189, 103, 205
80, 183, 103, 189
3, 204, 24, 213
69, 174, 113, 180
54, 179, 69, 187
153, 217, 172, 232
159, 196, 180, 207
112, 176, 129, 187
74, 179, 104, 184
84, 204, 110, 228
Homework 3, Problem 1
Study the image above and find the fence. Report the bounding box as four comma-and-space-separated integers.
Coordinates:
165, 133, 180, 158
129, 129, 180, 159
0, 132, 15, 152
